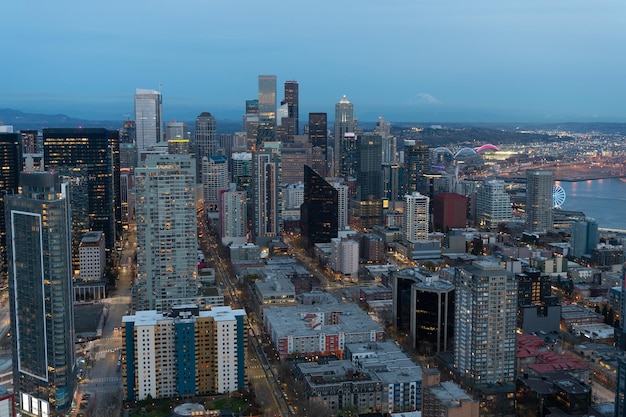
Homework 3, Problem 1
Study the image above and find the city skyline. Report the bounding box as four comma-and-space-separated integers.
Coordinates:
1, 1, 625, 123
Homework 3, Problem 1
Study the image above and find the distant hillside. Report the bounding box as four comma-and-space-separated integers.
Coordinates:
0, 108, 120, 131
390, 124, 575, 147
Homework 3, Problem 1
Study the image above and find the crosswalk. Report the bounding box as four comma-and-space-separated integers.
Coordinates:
89, 377, 122, 385
94, 348, 121, 360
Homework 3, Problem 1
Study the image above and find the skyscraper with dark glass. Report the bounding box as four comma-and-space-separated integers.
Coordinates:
283, 81, 299, 139
301, 165, 338, 248
308, 112, 327, 176
333, 95, 356, 177
403, 143, 431, 196
350, 134, 383, 230
6, 171, 75, 416
43, 128, 117, 269
252, 142, 282, 244
0, 132, 22, 278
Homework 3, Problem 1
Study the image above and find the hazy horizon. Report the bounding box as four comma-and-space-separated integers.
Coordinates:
2, 1, 625, 124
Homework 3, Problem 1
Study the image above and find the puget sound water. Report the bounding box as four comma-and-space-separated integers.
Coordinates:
556, 178, 626, 232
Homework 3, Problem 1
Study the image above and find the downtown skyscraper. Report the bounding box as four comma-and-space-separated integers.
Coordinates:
195, 111, 218, 158
43, 127, 118, 268
135, 153, 198, 312
0, 132, 22, 278
301, 165, 338, 248
134, 88, 163, 156
252, 142, 282, 244
333, 95, 356, 176
454, 261, 517, 385
257, 75, 277, 143
6, 171, 75, 417
526, 169, 554, 234
282, 80, 299, 140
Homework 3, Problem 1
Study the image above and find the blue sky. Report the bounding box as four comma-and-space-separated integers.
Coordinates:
1, 0, 625, 123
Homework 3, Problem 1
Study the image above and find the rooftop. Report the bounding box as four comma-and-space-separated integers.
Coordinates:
264, 303, 383, 338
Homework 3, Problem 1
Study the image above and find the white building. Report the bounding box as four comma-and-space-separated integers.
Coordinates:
476, 179, 512, 229
403, 192, 429, 241
221, 185, 247, 245
331, 238, 359, 281
135, 154, 198, 312
332, 181, 349, 229
284, 182, 304, 209
202, 155, 229, 211
79, 230, 105, 281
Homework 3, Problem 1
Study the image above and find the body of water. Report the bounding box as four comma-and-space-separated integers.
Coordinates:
556, 178, 626, 231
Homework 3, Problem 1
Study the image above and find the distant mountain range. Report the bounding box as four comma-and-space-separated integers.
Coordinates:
2, 108, 626, 137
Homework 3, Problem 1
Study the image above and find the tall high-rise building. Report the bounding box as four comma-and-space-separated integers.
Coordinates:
243, 99, 259, 149
134, 88, 163, 154
308, 112, 328, 176
43, 128, 117, 267
301, 165, 338, 248
220, 185, 247, 246
332, 181, 349, 230
333, 95, 356, 176
202, 155, 229, 211
283, 81, 299, 139
526, 169, 554, 233
403, 192, 429, 241
195, 112, 218, 158
308, 112, 327, 150
257, 75, 277, 143
356, 133, 383, 201
122, 306, 247, 401
135, 154, 198, 312
281, 137, 312, 185
252, 142, 282, 244
382, 163, 403, 203
350, 134, 383, 230
454, 261, 517, 385
475, 179, 512, 230
0, 133, 22, 276
6, 172, 75, 416
403, 144, 431, 196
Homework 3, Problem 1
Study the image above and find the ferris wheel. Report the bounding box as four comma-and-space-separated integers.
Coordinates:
553, 184, 566, 208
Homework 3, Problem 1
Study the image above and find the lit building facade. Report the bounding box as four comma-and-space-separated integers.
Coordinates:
122, 306, 247, 401
475, 179, 512, 230
257, 75, 277, 143
333, 95, 356, 176
252, 142, 282, 243
6, 172, 75, 416
202, 155, 229, 211
220, 187, 247, 246
454, 261, 517, 385
0, 132, 22, 278
135, 154, 198, 312
526, 169, 554, 234
403, 192, 429, 241
134, 88, 163, 154
43, 127, 117, 265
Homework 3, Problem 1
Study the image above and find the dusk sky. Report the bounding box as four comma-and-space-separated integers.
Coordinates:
2, 0, 625, 123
